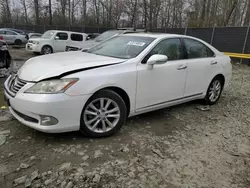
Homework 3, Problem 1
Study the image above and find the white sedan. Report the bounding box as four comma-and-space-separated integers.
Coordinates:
4, 33, 232, 137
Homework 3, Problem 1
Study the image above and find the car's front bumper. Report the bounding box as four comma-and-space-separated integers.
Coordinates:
26, 43, 41, 52
4, 77, 91, 133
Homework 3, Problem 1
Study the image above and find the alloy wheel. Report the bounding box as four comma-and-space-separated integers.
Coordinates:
43, 47, 52, 54
83, 98, 121, 133
208, 80, 222, 102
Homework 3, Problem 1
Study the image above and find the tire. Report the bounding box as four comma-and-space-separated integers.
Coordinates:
204, 76, 224, 105
41, 45, 53, 55
80, 89, 127, 138
14, 39, 22, 45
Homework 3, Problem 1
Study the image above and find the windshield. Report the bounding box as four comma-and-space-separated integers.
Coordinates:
94, 30, 124, 42
87, 35, 155, 59
41, 31, 55, 39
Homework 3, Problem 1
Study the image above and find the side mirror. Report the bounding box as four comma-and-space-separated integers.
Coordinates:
54, 36, 59, 40
147, 54, 168, 70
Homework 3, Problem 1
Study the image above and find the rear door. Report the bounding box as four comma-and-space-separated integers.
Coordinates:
69, 33, 84, 49
5, 30, 17, 44
53, 32, 69, 52
182, 38, 219, 97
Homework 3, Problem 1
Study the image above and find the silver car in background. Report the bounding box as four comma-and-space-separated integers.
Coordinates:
0, 29, 28, 45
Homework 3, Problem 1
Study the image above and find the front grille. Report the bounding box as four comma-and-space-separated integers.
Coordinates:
8, 75, 27, 95
12, 108, 39, 123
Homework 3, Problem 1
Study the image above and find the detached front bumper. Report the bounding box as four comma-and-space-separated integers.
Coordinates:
4, 76, 91, 133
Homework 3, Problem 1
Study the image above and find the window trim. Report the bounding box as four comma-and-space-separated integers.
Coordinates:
141, 37, 185, 64
181, 37, 216, 60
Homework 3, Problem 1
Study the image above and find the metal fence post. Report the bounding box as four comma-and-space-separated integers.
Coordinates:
241, 25, 250, 64
184, 26, 188, 35
210, 26, 215, 45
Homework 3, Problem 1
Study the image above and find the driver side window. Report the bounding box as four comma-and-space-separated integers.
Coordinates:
142, 38, 184, 64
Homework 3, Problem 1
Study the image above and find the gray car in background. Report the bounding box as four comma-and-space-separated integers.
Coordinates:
0, 29, 28, 45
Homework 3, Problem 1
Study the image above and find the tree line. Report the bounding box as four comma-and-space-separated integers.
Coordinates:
0, 0, 250, 30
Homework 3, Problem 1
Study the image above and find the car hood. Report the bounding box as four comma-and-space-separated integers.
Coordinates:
79, 40, 99, 49
17, 51, 125, 82
28, 38, 48, 42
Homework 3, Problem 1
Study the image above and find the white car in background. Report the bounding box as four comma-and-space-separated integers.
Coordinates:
65, 29, 144, 51
0, 29, 28, 45
4, 33, 232, 137
26, 30, 87, 55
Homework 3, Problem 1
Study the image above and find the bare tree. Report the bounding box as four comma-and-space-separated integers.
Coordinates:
49, 0, 52, 25
34, 0, 40, 24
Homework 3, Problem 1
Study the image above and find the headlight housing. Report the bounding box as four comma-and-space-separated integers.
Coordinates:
34, 41, 39, 44
25, 78, 78, 94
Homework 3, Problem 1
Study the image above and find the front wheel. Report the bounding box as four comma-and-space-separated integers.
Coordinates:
80, 90, 127, 138
41, 45, 53, 55
204, 77, 223, 105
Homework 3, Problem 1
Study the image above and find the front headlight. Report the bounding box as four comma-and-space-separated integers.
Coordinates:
25, 78, 78, 94
34, 41, 39, 44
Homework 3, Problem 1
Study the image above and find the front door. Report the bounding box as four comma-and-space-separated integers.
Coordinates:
136, 38, 187, 110
53, 32, 69, 52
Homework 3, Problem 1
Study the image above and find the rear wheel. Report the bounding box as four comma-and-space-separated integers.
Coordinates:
41, 45, 53, 55
80, 90, 127, 138
204, 77, 224, 105
14, 39, 22, 45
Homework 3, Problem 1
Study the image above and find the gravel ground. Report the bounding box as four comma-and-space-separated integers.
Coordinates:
1, 49, 250, 188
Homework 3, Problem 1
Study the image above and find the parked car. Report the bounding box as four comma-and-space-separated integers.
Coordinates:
0, 29, 28, 45
65, 29, 144, 51
4, 33, 232, 137
26, 30, 87, 55
0, 40, 11, 69
2, 28, 30, 40
28, 33, 42, 39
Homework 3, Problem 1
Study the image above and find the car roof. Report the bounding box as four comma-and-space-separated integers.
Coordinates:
124, 32, 183, 38
47, 30, 86, 34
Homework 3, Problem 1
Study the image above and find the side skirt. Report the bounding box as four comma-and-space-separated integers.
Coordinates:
128, 93, 205, 117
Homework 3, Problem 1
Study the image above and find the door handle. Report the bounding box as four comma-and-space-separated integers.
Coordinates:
177, 65, 187, 70
210, 61, 218, 65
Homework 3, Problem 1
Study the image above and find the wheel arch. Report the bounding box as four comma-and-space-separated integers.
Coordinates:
212, 74, 225, 88
91, 86, 131, 117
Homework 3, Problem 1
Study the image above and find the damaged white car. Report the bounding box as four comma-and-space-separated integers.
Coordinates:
4, 33, 232, 137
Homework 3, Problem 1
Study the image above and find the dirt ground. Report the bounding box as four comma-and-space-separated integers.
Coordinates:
1, 49, 250, 188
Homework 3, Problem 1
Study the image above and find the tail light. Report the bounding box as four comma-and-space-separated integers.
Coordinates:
0, 36, 3, 40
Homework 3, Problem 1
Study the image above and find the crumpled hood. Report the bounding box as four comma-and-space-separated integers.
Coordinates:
18, 51, 124, 81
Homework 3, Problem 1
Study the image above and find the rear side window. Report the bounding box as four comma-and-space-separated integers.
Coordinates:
6, 31, 17, 35
183, 38, 215, 59
71, 34, 83, 41
56, 32, 68, 40
0, 30, 5, 34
